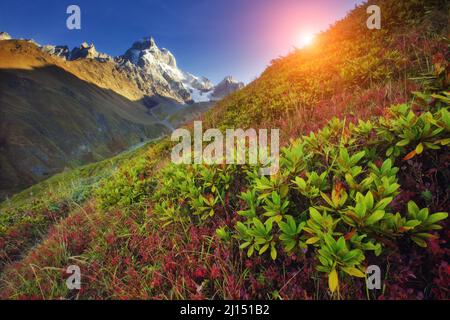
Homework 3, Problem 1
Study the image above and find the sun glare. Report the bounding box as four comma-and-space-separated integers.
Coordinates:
297, 32, 315, 48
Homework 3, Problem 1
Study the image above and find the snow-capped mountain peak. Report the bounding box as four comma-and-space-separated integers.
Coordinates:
123, 37, 177, 68
26, 32, 244, 103
119, 36, 217, 102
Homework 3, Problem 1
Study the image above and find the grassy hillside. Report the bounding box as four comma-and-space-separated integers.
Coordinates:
0, 0, 448, 299
206, 0, 449, 139
0, 139, 165, 272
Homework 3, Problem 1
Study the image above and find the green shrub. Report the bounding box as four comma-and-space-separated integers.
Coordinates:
153, 90, 449, 295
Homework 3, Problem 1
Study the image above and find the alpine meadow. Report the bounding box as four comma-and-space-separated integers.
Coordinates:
0, 0, 449, 302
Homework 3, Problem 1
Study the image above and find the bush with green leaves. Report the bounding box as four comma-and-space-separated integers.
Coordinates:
96, 158, 156, 210
152, 91, 448, 295
152, 162, 246, 226
232, 92, 448, 294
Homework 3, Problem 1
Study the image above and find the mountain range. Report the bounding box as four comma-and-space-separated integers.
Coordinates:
41, 35, 244, 103
0, 32, 244, 199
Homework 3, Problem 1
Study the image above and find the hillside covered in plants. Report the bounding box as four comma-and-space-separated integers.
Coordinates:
0, 0, 449, 299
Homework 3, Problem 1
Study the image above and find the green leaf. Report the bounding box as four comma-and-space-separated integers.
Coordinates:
417, 208, 429, 221
407, 201, 420, 216
328, 268, 339, 293
284, 241, 296, 252
336, 236, 346, 251
253, 218, 265, 233
259, 243, 270, 255
411, 236, 427, 248
271, 244, 277, 260
396, 139, 410, 147
364, 191, 374, 210
240, 242, 251, 249
380, 159, 392, 173
354, 201, 366, 218
374, 197, 393, 210
436, 138, 450, 146
309, 207, 322, 223
415, 143, 424, 155
247, 245, 255, 257
321, 192, 334, 207
306, 237, 320, 245
351, 151, 366, 165
366, 210, 385, 225
342, 267, 366, 278
265, 219, 273, 233
405, 220, 421, 228
278, 222, 290, 235
342, 250, 360, 263
426, 212, 448, 224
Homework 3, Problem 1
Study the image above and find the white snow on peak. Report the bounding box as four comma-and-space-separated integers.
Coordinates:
120, 36, 215, 102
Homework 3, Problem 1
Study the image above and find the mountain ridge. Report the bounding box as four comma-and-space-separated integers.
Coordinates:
6, 34, 244, 103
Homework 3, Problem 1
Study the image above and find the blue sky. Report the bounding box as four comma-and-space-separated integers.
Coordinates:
0, 0, 363, 83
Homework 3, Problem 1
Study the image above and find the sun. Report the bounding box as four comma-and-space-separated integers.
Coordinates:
297, 32, 315, 48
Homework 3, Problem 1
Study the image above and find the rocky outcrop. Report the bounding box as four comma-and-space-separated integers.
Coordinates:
69, 42, 113, 62
41, 45, 70, 60
117, 37, 215, 103
209, 76, 245, 101
122, 37, 177, 67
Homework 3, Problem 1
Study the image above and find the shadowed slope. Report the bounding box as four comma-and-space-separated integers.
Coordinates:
0, 64, 170, 199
